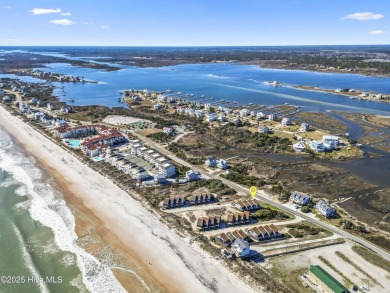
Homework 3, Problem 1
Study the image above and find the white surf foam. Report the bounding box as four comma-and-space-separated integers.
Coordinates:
0, 128, 126, 293
12, 223, 50, 293
207, 73, 231, 79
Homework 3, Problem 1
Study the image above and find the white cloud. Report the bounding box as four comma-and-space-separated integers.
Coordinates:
101, 25, 110, 29
5, 6, 12, 9
61, 12, 71, 16
81, 22, 93, 25
30, 8, 61, 15
369, 30, 387, 35
342, 12, 384, 21
50, 19, 76, 26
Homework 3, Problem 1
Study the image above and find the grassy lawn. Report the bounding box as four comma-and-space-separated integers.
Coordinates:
269, 131, 294, 140
321, 146, 364, 159
300, 129, 327, 141
312, 210, 342, 227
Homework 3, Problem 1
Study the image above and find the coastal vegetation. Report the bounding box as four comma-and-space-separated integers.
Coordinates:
352, 245, 390, 272
252, 207, 291, 221
146, 132, 173, 143
287, 222, 326, 238
221, 163, 266, 187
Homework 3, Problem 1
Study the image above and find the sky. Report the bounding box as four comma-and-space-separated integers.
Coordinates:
0, 0, 389, 46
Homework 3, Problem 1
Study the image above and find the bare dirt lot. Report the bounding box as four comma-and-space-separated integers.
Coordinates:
264, 242, 390, 293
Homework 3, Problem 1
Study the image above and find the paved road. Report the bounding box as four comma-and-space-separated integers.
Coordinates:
131, 131, 390, 262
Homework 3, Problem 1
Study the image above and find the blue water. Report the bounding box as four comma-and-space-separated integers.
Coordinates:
93, 157, 103, 162
36, 62, 390, 115
67, 139, 81, 148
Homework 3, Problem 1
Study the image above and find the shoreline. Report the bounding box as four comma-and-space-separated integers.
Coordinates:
287, 84, 390, 104
0, 105, 256, 293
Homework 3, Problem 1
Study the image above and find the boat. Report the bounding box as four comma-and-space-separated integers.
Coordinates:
68, 98, 74, 102
233, 101, 238, 104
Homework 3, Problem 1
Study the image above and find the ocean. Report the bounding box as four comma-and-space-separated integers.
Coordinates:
0, 128, 126, 293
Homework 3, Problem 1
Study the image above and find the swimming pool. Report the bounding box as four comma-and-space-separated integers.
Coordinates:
93, 156, 103, 162
67, 139, 82, 148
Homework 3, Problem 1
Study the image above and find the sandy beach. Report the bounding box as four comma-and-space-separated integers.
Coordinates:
0, 105, 256, 293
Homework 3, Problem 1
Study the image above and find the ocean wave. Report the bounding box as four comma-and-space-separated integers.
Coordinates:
207, 74, 231, 79
249, 79, 268, 85
12, 223, 50, 293
0, 128, 126, 293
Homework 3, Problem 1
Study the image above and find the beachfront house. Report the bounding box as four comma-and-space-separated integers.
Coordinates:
47, 103, 54, 111
132, 95, 141, 102
293, 141, 306, 152
316, 200, 335, 218
231, 238, 250, 258
207, 113, 218, 122
205, 157, 217, 167
159, 163, 176, 177
29, 98, 38, 105
268, 114, 276, 121
218, 115, 227, 122
300, 123, 310, 132
2, 96, 12, 103
61, 106, 74, 113
281, 117, 291, 126
52, 119, 68, 127
185, 170, 200, 181
217, 159, 228, 170
233, 118, 243, 126
290, 191, 310, 205
256, 112, 265, 119
154, 174, 167, 184
310, 140, 326, 152
258, 125, 270, 134
322, 135, 340, 146
240, 109, 250, 117
154, 103, 163, 110
163, 127, 174, 134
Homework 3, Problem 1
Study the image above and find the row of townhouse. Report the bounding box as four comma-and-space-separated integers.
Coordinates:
216, 230, 249, 246
196, 215, 222, 230
226, 211, 251, 226
231, 199, 261, 211
247, 224, 280, 240
176, 107, 205, 118
128, 140, 176, 177
162, 195, 187, 209
189, 193, 217, 205
106, 154, 149, 181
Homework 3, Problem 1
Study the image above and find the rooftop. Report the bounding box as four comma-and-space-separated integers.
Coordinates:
309, 265, 348, 293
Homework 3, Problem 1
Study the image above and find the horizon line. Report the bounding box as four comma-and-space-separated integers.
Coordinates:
0, 44, 390, 47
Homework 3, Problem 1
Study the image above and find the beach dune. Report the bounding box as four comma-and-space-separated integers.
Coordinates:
0, 105, 256, 293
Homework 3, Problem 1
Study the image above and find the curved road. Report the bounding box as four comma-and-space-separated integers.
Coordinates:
131, 131, 390, 262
